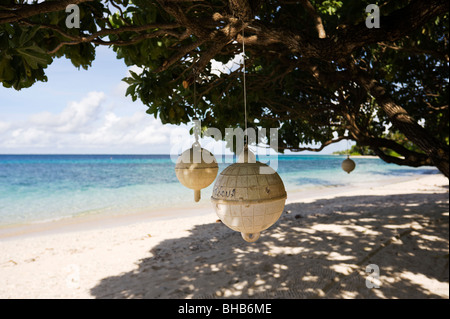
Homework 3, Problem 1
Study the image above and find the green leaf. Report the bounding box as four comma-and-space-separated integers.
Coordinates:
0, 58, 14, 81
18, 26, 40, 46
125, 83, 137, 97
16, 45, 52, 69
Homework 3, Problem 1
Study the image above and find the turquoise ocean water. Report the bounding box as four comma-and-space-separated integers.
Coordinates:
0, 154, 437, 227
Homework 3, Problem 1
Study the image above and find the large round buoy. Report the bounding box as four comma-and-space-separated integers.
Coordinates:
342, 155, 356, 174
175, 142, 218, 202
211, 148, 287, 242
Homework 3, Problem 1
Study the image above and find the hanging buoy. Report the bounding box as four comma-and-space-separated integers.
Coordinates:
342, 155, 356, 174
211, 148, 287, 242
175, 142, 218, 202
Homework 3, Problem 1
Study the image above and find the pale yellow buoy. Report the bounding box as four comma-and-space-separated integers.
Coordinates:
211, 148, 287, 242
175, 142, 218, 202
342, 155, 356, 174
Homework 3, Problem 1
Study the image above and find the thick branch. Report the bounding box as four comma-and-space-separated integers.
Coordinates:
19, 19, 182, 54
339, 89, 440, 169
370, 147, 431, 167
245, 0, 448, 60
299, 0, 326, 38
352, 65, 449, 177
365, 137, 433, 166
229, 0, 253, 21
379, 42, 450, 62
155, 0, 210, 38
0, 0, 94, 24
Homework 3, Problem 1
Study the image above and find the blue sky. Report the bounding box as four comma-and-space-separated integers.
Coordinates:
0, 46, 350, 155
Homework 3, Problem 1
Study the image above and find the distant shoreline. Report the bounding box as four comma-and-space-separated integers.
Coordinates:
334, 154, 379, 158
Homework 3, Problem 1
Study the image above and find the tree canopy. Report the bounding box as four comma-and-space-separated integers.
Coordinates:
1, 0, 449, 177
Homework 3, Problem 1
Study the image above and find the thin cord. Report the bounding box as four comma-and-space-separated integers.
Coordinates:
193, 67, 200, 144
193, 67, 198, 119
347, 138, 350, 157
242, 28, 248, 145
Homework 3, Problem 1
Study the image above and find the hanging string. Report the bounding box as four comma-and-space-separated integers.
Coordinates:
242, 28, 248, 146
347, 138, 350, 158
193, 66, 198, 120
193, 66, 200, 145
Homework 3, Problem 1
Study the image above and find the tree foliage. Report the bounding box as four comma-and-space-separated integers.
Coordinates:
0, 0, 449, 176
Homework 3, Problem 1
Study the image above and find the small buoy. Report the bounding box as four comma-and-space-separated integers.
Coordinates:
342, 155, 356, 174
175, 142, 218, 202
211, 148, 287, 242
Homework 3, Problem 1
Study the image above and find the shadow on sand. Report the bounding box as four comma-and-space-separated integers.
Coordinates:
91, 191, 449, 299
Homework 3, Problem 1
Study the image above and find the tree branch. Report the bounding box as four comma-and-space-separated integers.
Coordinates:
0, 0, 94, 24
228, 0, 253, 20
299, 0, 326, 38
371, 146, 432, 167
244, 0, 448, 60
349, 63, 449, 177
378, 42, 449, 62
19, 19, 182, 54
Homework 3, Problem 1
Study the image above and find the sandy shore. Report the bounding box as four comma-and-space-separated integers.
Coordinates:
0, 173, 448, 299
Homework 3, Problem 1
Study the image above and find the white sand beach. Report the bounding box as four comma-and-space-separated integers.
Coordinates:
0, 173, 448, 299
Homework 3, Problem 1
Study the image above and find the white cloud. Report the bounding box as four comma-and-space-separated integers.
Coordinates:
79, 111, 172, 147
0, 121, 11, 134
29, 91, 105, 133
10, 127, 53, 147
0, 91, 181, 153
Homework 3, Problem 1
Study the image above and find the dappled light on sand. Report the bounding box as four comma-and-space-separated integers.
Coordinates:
91, 191, 449, 299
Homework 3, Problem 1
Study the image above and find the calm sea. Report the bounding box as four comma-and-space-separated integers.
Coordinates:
0, 154, 437, 226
